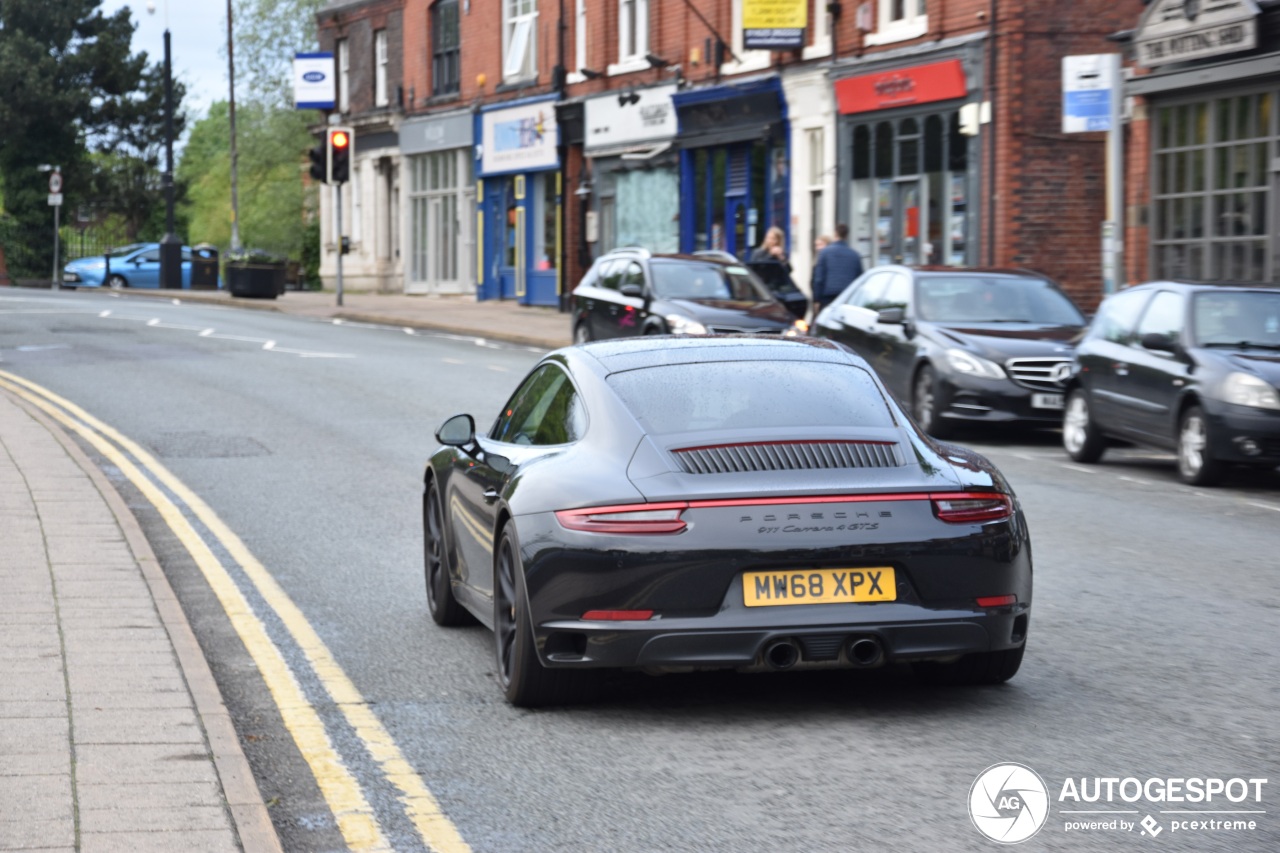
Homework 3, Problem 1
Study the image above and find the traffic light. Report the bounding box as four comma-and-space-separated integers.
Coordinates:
308, 139, 327, 184
328, 127, 352, 184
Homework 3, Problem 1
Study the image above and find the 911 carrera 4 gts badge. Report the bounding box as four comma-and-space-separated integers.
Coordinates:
740, 510, 893, 533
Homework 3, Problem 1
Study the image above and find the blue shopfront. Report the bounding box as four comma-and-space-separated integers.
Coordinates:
476, 97, 561, 305
674, 77, 790, 258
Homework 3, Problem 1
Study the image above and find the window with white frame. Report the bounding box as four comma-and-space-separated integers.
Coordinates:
867, 0, 928, 46
374, 29, 389, 107
503, 0, 538, 81
804, 0, 833, 59
723, 0, 771, 75
572, 0, 587, 78
619, 0, 648, 65
337, 38, 349, 112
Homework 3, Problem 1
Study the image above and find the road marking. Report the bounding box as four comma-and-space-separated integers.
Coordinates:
263, 340, 277, 350
442, 358, 465, 365
486, 365, 508, 372
404, 328, 416, 335
148, 318, 208, 331
1118, 476, 1158, 486
0, 370, 472, 853
1057, 463, 1097, 475
100, 310, 112, 317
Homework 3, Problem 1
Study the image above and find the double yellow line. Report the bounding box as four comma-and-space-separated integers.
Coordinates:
0, 369, 470, 853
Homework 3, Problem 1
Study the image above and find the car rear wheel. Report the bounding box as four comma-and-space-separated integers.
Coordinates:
423, 483, 474, 627
913, 366, 953, 439
1063, 388, 1106, 463
107, 274, 127, 290
573, 322, 591, 344
494, 525, 593, 707
913, 645, 1025, 686
1177, 406, 1225, 486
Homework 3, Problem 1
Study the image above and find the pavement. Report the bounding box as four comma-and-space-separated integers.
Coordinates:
0, 285, 563, 852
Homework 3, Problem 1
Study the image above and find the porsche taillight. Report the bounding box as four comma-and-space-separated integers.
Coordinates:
931, 494, 1013, 524
555, 502, 689, 534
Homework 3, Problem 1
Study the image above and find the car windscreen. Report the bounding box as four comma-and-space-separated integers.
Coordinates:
1193, 290, 1280, 347
607, 360, 895, 435
105, 244, 148, 258
916, 275, 1085, 325
649, 260, 775, 302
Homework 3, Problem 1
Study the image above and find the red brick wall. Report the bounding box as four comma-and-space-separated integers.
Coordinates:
1126, 99, 1152, 287
318, 1, 405, 116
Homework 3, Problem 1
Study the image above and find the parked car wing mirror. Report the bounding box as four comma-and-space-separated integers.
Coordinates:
436, 413, 475, 447
1140, 332, 1176, 353
877, 307, 906, 325
620, 283, 644, 299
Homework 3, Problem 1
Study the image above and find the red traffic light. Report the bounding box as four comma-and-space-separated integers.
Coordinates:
330, 130, 350, 149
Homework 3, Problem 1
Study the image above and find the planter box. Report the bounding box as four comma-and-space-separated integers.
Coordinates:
226, 262, 285, 299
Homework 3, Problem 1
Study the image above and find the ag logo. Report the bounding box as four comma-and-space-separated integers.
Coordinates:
969, 763, 1050, 844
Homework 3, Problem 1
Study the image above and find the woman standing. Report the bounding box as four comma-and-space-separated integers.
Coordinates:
750, 226, 791, 269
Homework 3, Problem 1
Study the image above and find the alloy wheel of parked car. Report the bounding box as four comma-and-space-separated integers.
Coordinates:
107, 274, 127, 290
573, 323, 591, 344
423, 484, 473, 627
1062, 389, 1106, 463
1176, 406, 1225, 486
913, 366, 952, 438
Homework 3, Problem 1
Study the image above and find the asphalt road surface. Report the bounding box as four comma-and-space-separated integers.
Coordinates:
3, 288, 1277, 852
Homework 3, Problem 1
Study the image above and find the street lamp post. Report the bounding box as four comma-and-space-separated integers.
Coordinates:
148, 1, 183, 289
37, 165, 62, 288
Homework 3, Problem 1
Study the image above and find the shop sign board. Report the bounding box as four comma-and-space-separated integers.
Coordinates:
293, 53, 335, 110
834, 60, 968, 115
743, 0, 807, 50
1134, 0, 1259, 68
585, 84, 677, 153
1062, 54, 1120, 133
481, 101, 559, 175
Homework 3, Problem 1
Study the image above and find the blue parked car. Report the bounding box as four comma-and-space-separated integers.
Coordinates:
62, 243, 218, 289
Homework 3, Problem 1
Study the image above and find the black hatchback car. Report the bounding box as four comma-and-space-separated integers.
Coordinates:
1062, 281, 1280, 485
570, 248, 804, 343
814, 267, 1087, 437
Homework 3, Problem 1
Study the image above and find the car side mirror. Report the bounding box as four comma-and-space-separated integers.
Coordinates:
835, 304, 863, 326
620, 283, 644, 299
876, 307, 905, 325
435, 414, 475, 446
1140, 332, 1176, 353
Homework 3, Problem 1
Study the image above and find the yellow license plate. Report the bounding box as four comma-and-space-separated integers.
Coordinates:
743, 568, 897, 607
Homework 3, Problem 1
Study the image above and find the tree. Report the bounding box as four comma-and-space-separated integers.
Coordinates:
0, 1, 179, 275
232, 0, 326, 108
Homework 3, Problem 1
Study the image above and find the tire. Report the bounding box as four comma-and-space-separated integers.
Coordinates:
643, 324, 664, 335
107, 274, 127, 290
1176, 406, 1225, 486
1062, 388, 1106, 463
912, 366, 953, 438
423, 483, 475, 627
913, 645, 1025, 686
573, 322, 591, 344
494, 525, 592, 707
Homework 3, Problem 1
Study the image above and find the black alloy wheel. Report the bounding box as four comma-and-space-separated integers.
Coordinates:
494, 525, 590, 707
913, 645, 1025, 686
1062, 388, 1106, 463
424, 483, 473, 626
913, 365, 953, 439
1176, 406, 1225, 486
107, 274, 127, 290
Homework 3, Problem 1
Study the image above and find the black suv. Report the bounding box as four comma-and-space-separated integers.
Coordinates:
1063, 281, 1280, 485
570, 248, 802, 343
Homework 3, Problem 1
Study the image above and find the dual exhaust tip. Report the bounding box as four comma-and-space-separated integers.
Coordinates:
762, 636, 883, 670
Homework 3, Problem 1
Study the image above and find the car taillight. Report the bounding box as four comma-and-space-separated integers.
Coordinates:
976, 595, 1017, 608
581, 610, 655, 621
931, 494, 1013, 524
555, 502, 688, 534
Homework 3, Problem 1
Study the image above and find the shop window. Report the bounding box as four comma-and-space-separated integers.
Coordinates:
535, 172, 558, 270
867, 0, 928, 46
431, 0, 460, 96
374, 30, 388, 107
504, 0, 538, 81
615, 169, 679, 254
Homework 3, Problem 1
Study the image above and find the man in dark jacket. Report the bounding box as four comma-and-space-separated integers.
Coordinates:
810, 223, 864, 318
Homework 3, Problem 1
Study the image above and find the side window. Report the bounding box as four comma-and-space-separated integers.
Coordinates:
1088, 289, 1150, 344
1134, 291, 1185, 344
138, 250, 161, 263
622, 261, 645, 291
849, 272, 891, 309
489, 365, 585, 446
598, 259, 624, 291
875, 273, 911, 312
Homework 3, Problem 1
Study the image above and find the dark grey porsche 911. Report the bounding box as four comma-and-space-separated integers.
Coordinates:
423, 336, 1032, 706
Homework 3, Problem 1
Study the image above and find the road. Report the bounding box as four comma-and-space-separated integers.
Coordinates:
2, 288, 1277, 852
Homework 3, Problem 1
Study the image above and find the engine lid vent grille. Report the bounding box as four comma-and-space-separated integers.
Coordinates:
672, 440, 903, 474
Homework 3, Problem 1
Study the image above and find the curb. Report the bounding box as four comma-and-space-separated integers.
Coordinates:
8, 390, 284, 853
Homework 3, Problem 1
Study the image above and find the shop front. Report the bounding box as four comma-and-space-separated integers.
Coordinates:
476, 97, 561, 305
583, 83, 680, 258
1127, 0, 1277, 283
833, 53, 981, 268
673, 77, 790, 259
400, 110, 474, 295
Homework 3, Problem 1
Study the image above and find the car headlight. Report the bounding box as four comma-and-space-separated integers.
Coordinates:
1221, 372, 1280, 410
665, 314, 707, 335
785, 318, 809, 337
943, 348, 1006, 380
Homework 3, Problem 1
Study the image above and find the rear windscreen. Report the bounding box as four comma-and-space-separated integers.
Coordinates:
607, 361, 895, 435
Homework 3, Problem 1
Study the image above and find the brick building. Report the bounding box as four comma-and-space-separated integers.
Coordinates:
315, 0, 1148, 309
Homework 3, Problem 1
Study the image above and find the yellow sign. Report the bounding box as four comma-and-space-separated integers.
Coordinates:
743, 0, 808, 29
743, 568, 897, 607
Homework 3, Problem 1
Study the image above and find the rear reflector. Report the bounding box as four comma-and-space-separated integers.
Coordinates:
976, 595, 1017, 608
555, 503, 688, 534
931, 494, 1013, 524
581, 610, 655, 621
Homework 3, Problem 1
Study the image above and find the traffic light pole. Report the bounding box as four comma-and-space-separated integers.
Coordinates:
52, 203, 61, 289
335, 183, 344, 308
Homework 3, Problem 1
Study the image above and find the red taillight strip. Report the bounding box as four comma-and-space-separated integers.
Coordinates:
976, 595, 1017, 608
674, 439, 898, 453
555, 502, 689, 534
581, 610, 655, 621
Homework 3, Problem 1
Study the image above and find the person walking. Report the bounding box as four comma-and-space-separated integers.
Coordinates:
810, 223, 863, 319
750, 226, 791, 269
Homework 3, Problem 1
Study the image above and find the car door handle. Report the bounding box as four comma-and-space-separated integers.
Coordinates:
483, 488, 499, 503
1113, 362, 1129, 376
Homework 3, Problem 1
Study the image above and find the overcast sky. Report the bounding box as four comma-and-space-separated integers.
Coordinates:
102, 1, 234, 120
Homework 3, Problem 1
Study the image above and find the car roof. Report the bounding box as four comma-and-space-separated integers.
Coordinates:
874, 265, 1054, 279
598, 249, 741, 266
567, 335, 859, 376
1125, 279, 1280, 293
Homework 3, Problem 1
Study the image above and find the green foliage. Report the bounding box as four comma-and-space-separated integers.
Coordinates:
233, 0, 327, 109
